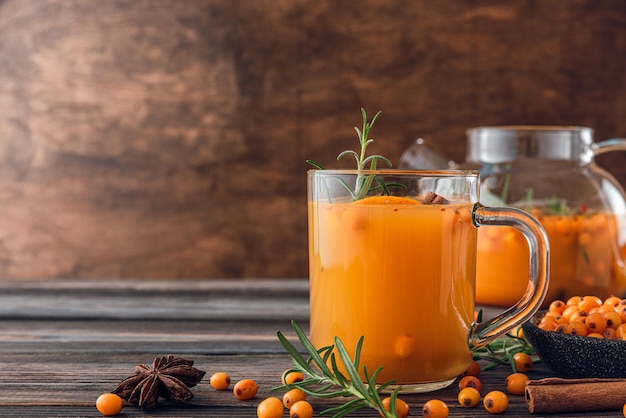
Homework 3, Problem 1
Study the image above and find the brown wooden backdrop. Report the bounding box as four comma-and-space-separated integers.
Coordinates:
0, 0, 625, 279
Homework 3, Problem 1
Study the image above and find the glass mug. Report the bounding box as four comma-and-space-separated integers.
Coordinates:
308, 170, 549, 392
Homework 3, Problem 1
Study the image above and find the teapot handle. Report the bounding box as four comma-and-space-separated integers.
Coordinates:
593, 138, 626, 155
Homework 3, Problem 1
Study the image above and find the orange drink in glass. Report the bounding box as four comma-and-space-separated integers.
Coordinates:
308, 170, 549, 392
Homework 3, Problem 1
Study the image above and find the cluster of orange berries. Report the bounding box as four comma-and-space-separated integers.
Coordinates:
255, 370, 314, 418
454, 357, 530, 416
538, 295, 626, 339
402, 354, 533, 418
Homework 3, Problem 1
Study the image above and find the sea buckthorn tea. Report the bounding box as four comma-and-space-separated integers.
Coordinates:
476, 212, 626, 306
308, 170, 549, 392
464, 126, 626, 307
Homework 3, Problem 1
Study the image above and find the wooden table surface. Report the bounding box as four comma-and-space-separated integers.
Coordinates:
0, 279, 622, 417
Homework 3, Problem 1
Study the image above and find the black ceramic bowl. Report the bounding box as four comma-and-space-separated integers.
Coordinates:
522, 311, 626, 378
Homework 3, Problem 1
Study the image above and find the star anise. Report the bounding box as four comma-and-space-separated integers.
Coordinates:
112, 355, 206, 410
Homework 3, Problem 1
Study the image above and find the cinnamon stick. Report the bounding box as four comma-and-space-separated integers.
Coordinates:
525, 377, 626, 414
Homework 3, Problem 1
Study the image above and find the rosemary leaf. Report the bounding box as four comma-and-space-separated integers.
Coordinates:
306, 159, 326, 170
291, 320, 334, 378
471, 328, 537, 373
275, 320, 399, 418
276, 332, 316, 376
334, 336, 370, 397
307, 108, 402, 201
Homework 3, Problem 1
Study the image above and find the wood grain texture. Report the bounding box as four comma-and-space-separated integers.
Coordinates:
0, 0, 625, 278
0, 279, 612, 417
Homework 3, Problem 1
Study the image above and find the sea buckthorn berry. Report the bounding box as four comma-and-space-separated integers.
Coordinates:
289, 400, 313, 418
458, 387, 481, 408
604, 311, 623, 329
282, 370, 305, 385
556, 316, 569, 325
422, 399, 449, 418
618, 306, 626, 323
505, 372, 529, 395
462, 360, 481, 377
578, 295, 603, 315
210, 372, 231, 390
542, 311, 561, 322
596, 304, 616, 315
569, 311, 588, 324
555, 315, 569, 325
283, 388, 306, 410
548, 314, 566, 324
603, 328, 617, 339
257, 397, 284, 418
604, 295, 622, 307
381, 396, 410, 418
458, 375, 482, 392
512, 352, 533, 372
341, 209, 366, 231
95, 393, 124, 416
579, 231, 592, 246
233, 379, 259, 400
566, 295, 582, 307
483, 390, 509, 414
562, 305, 580, 322
548, 299, 566, 314
587, 307, 600, 315
586, 312, 608, 333
566, 321, 588, 337
538, 318, 558, 331
394, 335, 417, 358
554, 323, 568, 333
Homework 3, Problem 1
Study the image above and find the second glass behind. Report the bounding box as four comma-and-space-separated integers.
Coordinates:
308, 169, 549, 393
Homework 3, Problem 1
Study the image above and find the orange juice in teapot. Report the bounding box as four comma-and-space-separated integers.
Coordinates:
401, 127, 626, 306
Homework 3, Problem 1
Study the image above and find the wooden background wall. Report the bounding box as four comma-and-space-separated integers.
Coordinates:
0, 0, 625, 279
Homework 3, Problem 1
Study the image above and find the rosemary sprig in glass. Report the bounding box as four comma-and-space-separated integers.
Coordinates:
276, 320, 402, 418
307, 108, 402, 201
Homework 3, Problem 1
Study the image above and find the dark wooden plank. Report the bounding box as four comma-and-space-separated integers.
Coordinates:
0, 279, 309, 320
0, 351, 621, 417
0, 319, 297, 354
0, 279, 623, 416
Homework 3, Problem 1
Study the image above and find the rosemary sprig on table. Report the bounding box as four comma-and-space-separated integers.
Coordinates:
471, 311, 538, 373
276, 320, 402, 418
307, 108, 401, 201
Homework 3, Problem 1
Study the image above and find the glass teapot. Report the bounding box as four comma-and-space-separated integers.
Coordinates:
399, 126, 626, 307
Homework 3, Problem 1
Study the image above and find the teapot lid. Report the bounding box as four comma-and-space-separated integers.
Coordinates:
465, 126, 594, 164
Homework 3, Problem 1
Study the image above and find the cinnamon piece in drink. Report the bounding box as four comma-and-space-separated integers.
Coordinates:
423, 191, 449, 205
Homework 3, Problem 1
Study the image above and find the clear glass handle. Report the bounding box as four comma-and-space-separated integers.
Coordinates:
469, 204, 550, 347
593, 138, 626, 155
